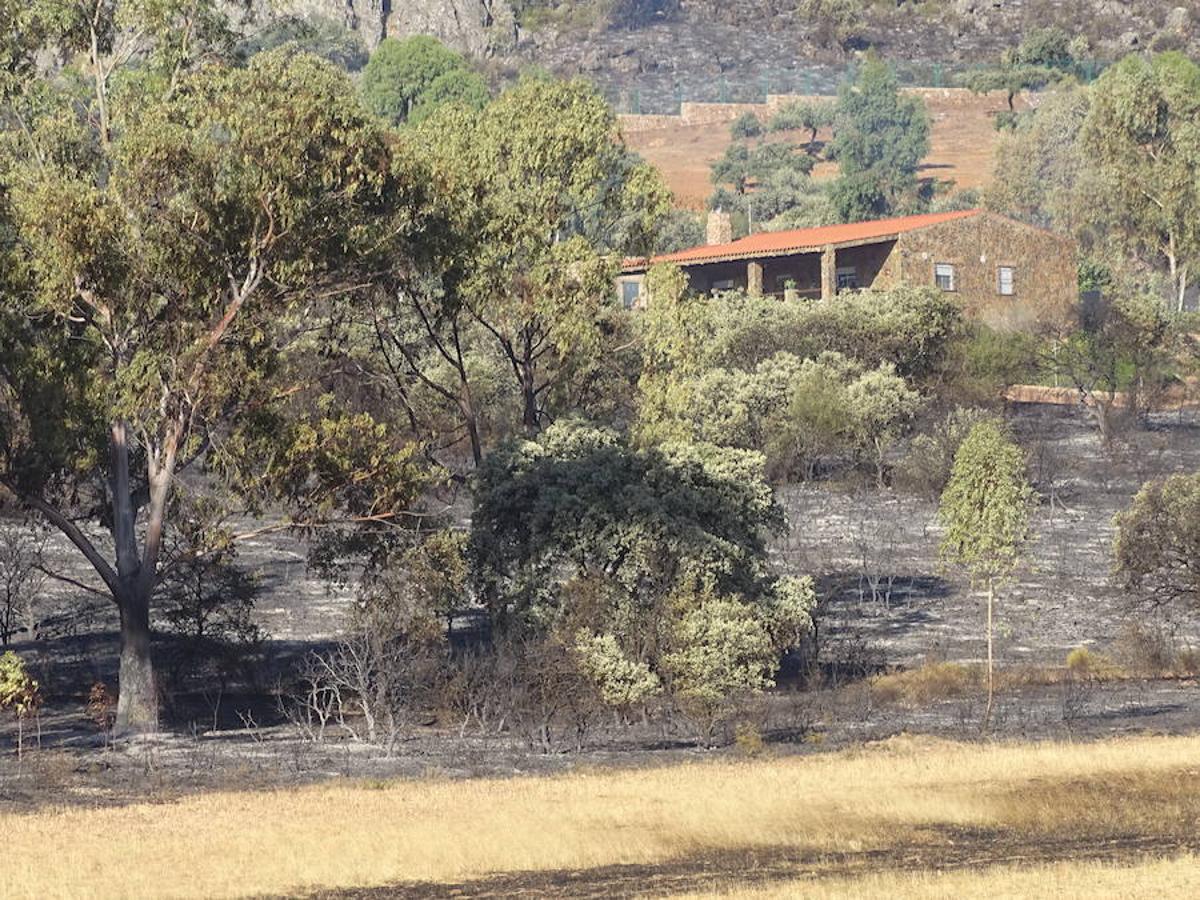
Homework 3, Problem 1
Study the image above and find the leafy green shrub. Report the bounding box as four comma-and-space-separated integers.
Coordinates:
0, 651, 41, 759
944, 324, 1042, 405
470, 422, 817, 725
1114, 473, 1200, 616
730, 111, 763, 139
361, 36, 489, 125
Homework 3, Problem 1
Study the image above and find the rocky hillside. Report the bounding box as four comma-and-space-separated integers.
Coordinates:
263, 1, 1199, 111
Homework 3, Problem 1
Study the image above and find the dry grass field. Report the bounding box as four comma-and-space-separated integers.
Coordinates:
622, 89, 1034, 210
5, 732, 1200, 898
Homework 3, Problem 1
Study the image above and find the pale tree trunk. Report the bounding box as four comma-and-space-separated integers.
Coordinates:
109, 421, 158, 734
982, 576, 995, 732
107, 419, 177, 734
1165, 236, 1187, 313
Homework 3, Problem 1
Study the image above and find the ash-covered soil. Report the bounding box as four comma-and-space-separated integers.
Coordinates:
779, 404, 1200, 674
3, 402, 1200, 805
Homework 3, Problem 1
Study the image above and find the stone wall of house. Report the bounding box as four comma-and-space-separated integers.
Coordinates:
837, 240, 896, 291
880, 212, 1077, 330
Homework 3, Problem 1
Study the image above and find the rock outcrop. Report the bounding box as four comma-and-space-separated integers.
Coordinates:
271, 0, 516, 54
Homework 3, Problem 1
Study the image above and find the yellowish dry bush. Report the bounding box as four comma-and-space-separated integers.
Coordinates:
869, 661, 978, 705
3, 733, 1200, 899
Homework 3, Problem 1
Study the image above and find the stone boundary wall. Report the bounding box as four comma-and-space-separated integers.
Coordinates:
1005, 382, 1200, 410
617, 87, 1009, 133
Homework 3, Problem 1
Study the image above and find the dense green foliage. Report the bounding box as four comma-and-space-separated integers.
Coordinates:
633, 276, 954, 483
361, 35, 489, 125
989, 51, 1200, 311
0, 1, 434, 729
367, 76, 669, 465
938, 422, 1035, 585
830, 56, 931, 221
471, 421, 814, 722
638, 276, 964, 381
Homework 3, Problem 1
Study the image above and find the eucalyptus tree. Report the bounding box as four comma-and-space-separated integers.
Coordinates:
368, 76, 671, 467
938, 421, 1035, 729
0, 3, 431, 731
1082, 53, 1200, 311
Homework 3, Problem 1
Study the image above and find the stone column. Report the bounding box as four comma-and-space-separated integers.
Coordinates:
747, 261, 764, 297
820, 245, 836, 300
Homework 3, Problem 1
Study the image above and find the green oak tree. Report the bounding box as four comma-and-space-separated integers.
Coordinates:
830, 55, 930, 222
1114, 472, 1200, 613
938, 421, 1035, 729
361, 35, 489, 125
469, 420, 815, 727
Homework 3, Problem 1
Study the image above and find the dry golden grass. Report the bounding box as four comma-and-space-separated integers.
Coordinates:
5, 733, 1200, 898
683, 853, 1200, 898
870, 661, 979, 705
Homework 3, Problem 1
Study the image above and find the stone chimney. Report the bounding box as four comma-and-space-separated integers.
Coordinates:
707, 209, 732, 245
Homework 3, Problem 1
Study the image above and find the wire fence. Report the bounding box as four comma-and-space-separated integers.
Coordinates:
603, 58, 1107, 115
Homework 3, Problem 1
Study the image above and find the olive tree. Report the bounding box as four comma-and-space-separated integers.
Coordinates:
938, 421, 1035, 728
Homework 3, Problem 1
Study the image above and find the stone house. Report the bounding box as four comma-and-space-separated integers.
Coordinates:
618, 209, 1078, 329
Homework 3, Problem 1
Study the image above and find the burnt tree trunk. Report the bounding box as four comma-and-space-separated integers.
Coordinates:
115, 586, 157, 732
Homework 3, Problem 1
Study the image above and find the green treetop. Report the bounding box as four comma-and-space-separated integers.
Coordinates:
361, 35, 490, 125
938, 420, 1035, 727
830, 55, 930, 222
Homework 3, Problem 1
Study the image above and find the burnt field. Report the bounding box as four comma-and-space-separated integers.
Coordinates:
3, 401, 1200, 804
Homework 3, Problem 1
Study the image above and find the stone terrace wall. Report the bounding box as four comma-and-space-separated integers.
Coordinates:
617, 87, 998, 134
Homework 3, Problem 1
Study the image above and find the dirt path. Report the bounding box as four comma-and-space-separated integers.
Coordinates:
306, 829, 1200, 899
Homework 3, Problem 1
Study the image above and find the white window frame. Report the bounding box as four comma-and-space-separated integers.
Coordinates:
935, 263, 956, 292
620, 280, 642, 309
997, 265, 1015, 296
835, 266, 858, 292
711, 278, 736, 293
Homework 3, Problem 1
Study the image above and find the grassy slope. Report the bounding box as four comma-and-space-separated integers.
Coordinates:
6, 733, 1200, 897
622, 88, 1032, 210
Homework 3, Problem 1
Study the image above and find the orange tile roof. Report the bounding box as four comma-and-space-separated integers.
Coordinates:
627, 209, 983, 271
